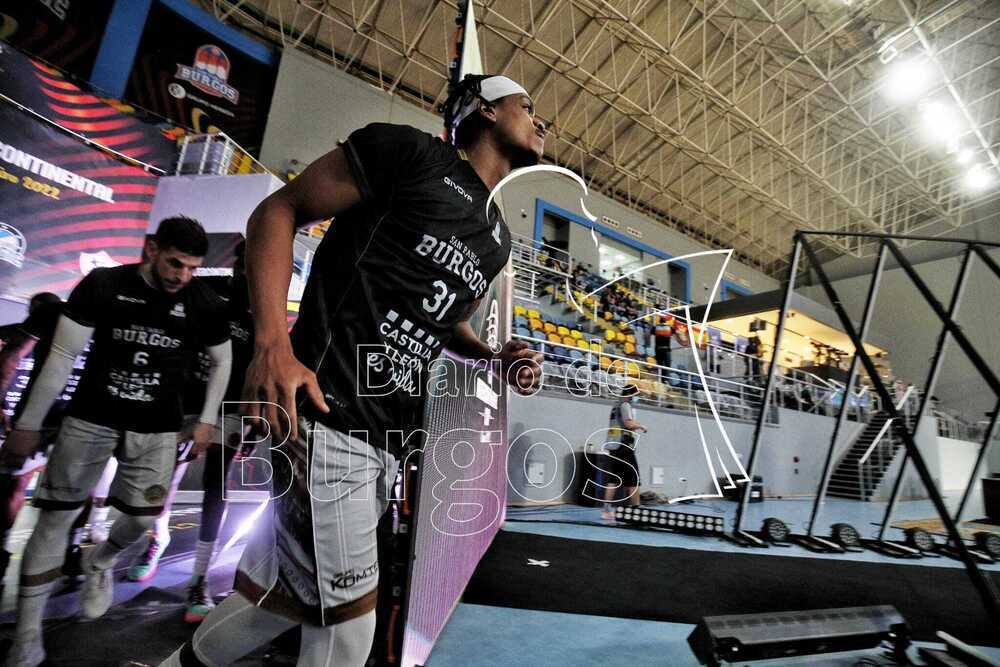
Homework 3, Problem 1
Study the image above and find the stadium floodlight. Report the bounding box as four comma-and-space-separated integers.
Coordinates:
920, 102, 958, 142
956, 148, 975, 165
882, 59, 932, 102
964, 164, 994, 191
919, 101, 961, 144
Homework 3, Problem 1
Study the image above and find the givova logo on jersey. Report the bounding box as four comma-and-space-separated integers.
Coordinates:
175, 45, 240, 104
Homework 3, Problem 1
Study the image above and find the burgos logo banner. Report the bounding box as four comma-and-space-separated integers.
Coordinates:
175, 44, 239, 104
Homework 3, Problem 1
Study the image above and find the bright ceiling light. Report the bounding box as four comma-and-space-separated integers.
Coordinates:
965, 164, 995, 191
883, 59, 932, 102
920, 101, 961, 144
957, 148, 975, 165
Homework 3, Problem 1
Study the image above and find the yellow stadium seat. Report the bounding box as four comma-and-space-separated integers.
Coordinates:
626, 362, 640, 378
514, 304, 527, 317
530, 318, 543, 331
576, 339, 589, 351
624, 342, 636, 356
646, 356, 657, 365
570, 330, 583, 340
543, 322, 557, 334
604, 311, 613, 320
626, 334, 636, 345
591, 342, 602, 353
599, 356, 613, 370
527, 309, 541, 320
547, 333, 562, 344
555, 290, 566, 303
557, 326, 570, 337
543, 284, 554, 295
618, 321, 629, 331
562, 336, 576, 347
604, 329, 617, 342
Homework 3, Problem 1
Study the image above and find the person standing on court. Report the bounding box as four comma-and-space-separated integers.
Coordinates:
601, 383, 648, 520
159, 73, 545, 667
5, 217, 232, 667
125, 241, 258, 625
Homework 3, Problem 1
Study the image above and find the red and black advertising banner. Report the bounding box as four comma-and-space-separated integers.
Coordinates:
126, 2, 277, 156
0, 0, 115, 81
0, 46, 177, 300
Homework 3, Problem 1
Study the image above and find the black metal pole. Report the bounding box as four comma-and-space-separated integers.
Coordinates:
969, 245, 1000, 279
953, 401, 1000, 525
806, 243, 888, 538
799, 238, 1000, 626
800, 231, 1000, 248
734, 237, 802, 535
877, 245, 974, 541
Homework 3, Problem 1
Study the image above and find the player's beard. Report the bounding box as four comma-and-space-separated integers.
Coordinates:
150, 263, 182, 293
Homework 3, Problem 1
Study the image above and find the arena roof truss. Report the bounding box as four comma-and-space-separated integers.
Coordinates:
202, 0, 1000, 277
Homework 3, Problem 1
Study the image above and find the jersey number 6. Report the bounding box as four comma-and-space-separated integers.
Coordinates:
133, 351, 149, 366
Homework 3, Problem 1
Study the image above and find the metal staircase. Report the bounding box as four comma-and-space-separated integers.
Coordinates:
827, 389, 920, 500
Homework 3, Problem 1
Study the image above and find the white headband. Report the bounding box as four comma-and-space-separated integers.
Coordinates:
451, 75, 529, 130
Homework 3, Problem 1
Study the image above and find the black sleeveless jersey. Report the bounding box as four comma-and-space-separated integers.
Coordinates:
291, 123, 512, 457
63, 263, 230, 433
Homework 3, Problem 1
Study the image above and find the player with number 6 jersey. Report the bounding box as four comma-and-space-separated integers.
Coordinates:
6, 217, 232, 667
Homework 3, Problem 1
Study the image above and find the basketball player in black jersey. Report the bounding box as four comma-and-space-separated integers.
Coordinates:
5, 218, 232, 667
160, 74, 544, 667
126, 241, 257, 624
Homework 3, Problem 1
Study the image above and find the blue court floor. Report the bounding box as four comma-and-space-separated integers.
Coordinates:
428, 604, 1000, 667
502, 495, 1000, 569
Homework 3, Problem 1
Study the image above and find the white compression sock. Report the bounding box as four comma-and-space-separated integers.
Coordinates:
14, 581, 56, 640
89, 504, 110, 525
153, 512, 171, 544
191, 539, 216, 582
15, 510, 79, 639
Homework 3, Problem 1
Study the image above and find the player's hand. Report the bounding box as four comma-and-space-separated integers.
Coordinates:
241, 341, 328, 444
3, 429, 42, 458
496, 340, 543, 396
191, 422, 216, 457
637, 424, 648, 433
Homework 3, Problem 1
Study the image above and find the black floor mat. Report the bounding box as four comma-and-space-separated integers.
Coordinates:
463, 530, 1000, 645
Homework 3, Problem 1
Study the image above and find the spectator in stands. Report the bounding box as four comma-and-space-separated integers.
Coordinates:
601, 384, 647, 521
745, 334, 762, 380
653, 315, 672, 376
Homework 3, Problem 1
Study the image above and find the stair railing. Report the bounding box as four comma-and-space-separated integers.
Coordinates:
857, 385, 914, 499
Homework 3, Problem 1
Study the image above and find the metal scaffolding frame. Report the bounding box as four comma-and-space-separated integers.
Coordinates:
733, 229, 1000, 627
202, 0, 1000, 278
